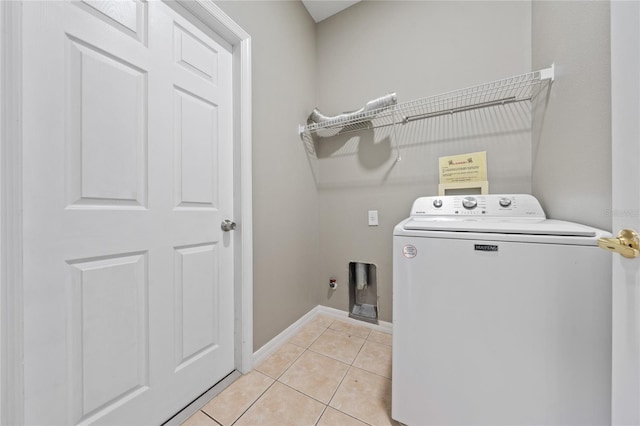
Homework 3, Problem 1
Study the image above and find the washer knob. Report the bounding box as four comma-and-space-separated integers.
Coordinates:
433, 199, 443, 208
499, 198, 512, 208
462, 197, 477, 209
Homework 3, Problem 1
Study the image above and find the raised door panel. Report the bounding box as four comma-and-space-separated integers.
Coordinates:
66, 252, 149, 423
75, 0, 147, 44
173, 87, 218, 208
174, 24, 218, 84
174, 244, 219, 370
66, 36, 147, 208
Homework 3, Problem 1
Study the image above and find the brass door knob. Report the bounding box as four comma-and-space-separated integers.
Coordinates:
598, 229, 640, 259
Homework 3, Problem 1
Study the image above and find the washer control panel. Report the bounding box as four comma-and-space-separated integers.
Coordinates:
412, 194, 545, 218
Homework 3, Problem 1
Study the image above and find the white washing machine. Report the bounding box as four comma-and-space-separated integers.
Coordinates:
392, 194, 612, 426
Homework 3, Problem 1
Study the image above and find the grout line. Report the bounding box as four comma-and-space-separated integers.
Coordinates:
349, 364, 392, 381
324, 363, 386, 426
305, 345, 356, 366
251, 307, 324, 367
352, 335, 393, 379
201, 313, 392, 426
263, 360, 381, 426
319, 335, 374, 422
323, 327, 369, 342
274, 382, 327, 425
305, 332, 324, 349
228, 377, 278, 426
350, 334, 368, 366
273, 349, 305, 380
324, 336, 370, 406
316, 306, 393, 334
290, 324, 329, 351
211, 347, 387, 426
328, 320, 372, 340
333, 407, 374, 426
255, 343, 306, 381
209, 413, 224, 425
303, 327, 369, 366
275, 348, 348, 404
314, 405, 329, 426
366, 335, 392, 347
200, 410, 221, 425
326, 365, 352, 413
288, 341, 307, 349
297, 347, 351, 368
278, 380, 330, 407
166, 370, 241, 426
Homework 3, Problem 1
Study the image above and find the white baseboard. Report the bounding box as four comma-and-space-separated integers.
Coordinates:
315, 305, 393, 334
251, 306, 322, 368
251, 305, 392, 369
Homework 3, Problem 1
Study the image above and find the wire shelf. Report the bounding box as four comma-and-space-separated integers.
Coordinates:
300, 66, 554, 139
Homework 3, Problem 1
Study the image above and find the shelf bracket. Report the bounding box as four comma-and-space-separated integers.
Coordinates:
540, 63, 555, 81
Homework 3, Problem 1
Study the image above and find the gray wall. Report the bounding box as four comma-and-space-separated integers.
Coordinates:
532, 1, 611, 231
314, 1, 532, 321
215, 1, 320, 350
213, 0, 613, 350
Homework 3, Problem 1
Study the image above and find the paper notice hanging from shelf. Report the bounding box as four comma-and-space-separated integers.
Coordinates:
439, 151, 487, 184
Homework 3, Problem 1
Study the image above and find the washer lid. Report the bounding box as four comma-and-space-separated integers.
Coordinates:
403, 218, 597, 237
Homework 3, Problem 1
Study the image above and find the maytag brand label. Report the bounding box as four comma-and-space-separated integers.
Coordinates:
474, 244, 498, 252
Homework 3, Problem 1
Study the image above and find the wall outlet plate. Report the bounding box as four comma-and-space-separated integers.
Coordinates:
368, 210, 378, 226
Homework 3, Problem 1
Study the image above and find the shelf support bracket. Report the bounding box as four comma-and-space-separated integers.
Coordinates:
540, 63, 555, 81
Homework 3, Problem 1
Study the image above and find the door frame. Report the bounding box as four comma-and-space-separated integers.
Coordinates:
0, 1, 253, 424
610, 0, 640, 423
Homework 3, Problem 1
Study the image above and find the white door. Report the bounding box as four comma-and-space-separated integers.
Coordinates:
610, 1, 640, 424
21, 1, 235, 424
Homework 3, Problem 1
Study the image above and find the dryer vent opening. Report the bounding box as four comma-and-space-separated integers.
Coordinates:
349, 262, 378, 324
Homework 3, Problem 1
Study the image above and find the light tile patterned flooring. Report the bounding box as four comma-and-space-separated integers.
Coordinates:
181, 315, 398, 426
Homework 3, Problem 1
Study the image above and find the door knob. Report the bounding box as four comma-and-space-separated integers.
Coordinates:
221, 219, 237, 232
598, 229, 640, 259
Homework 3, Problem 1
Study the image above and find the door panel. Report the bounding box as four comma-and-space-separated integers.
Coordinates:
174, 87, 218, 207
67, 252, 149, 421
22, 1, 234, 424
174, 243, 220, 369
74, 0, 147, 43
174, 24, 218, 83
66, 35, 148, 208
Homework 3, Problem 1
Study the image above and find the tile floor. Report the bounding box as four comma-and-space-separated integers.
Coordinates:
181, 315, 398, 426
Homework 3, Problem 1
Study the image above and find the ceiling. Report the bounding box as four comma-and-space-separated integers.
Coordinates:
301, 0, 361, 23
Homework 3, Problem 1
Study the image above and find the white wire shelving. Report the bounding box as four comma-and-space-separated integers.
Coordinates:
299, 65, 554, 139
